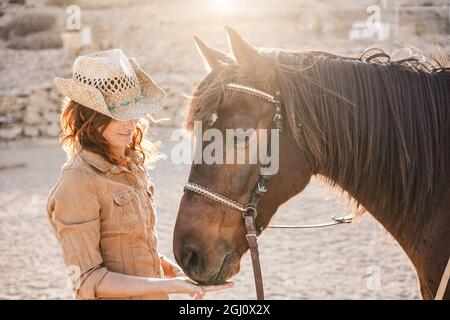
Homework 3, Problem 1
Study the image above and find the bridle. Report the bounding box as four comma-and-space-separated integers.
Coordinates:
183, 82, 353, 300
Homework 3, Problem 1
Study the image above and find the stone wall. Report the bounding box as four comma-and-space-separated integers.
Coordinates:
0, 0, 448, 142
0, 83, 62, 140
0, 81, 186, 142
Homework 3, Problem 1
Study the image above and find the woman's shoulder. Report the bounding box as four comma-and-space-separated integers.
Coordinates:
47, 157, 102, 224
60, 152, 99, 178
47, 156, 100, 214
49, 155, 100, 197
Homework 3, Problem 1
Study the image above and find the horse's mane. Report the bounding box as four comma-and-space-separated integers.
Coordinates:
186, 47, 450, 245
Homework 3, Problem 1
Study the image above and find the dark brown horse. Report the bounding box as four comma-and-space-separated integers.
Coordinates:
173, 26, 450, 299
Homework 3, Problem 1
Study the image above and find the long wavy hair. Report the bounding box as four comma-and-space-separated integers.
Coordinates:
60, 97, 156, 167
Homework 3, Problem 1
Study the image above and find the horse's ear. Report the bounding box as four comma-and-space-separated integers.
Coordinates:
194, 36, 231, 72
225, 26, 265, 75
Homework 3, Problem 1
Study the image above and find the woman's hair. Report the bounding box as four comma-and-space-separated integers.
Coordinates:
60, 97, 157, 167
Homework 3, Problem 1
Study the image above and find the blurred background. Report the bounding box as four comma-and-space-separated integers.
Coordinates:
0, 0, 448, 299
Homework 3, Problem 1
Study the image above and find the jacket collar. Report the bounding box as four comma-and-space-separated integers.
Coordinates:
79, 148, 143, 174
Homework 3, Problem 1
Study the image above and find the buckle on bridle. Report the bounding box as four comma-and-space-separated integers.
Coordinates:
243, 206, 257, 219
257, 182, 267, 193
273, 113, 282, 122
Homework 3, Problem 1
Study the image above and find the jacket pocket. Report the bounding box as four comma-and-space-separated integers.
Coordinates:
112, 190, 140, 225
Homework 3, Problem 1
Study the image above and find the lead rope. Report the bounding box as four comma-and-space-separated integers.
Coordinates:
183, 181, 353, 231
241, 89, 282, 300
244, 212, 265, 300
435, 257, 450, 300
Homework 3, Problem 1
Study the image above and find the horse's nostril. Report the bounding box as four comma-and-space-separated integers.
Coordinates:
181, 246, 204, 275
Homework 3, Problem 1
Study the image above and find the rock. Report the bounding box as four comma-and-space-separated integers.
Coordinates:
0, 116, 14, 125
23, 110, 43, 125
23, 125, 40, 137
8, 31, 63, 51
0, 96, 27, 115
9, 88, 32, 97
1, 11, 56, 40
17, 97, 28, 109
45, 103, 59, 113
37, 123, 46, 135
43, 123, 60, 137
7, 111, 23, 122
28, 90, 51, 113
0, 125, 22, 140
43, 101, 59, 113
43, 112, 60, 124
33, 82, 54, 92
49, 89, 63, 106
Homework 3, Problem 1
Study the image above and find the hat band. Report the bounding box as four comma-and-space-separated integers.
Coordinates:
107, 94, 143, 111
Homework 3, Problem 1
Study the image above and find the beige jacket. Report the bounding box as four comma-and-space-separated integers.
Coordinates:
46, 149, 168, 300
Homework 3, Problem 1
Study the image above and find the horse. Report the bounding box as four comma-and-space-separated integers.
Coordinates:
172, 26, 450, 299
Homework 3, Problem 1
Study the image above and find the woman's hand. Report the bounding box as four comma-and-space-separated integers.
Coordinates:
167, 277, 234, 300
160, 255, 185, 278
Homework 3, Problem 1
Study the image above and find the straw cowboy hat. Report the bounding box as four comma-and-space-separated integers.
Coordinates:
54, 48, 166, 121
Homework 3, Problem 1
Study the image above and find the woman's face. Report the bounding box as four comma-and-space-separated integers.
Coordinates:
102, 118, 139, 151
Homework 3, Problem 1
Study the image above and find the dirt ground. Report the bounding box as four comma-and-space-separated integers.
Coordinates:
0, 128, 420, 299
1, 0, 445, 300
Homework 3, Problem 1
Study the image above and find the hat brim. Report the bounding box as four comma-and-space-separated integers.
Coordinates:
113, 58, 166, 119
54, 77, 113, 117
53, 58, 166, 121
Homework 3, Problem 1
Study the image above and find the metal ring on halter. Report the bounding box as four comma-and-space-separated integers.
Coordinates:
243, 206, 258, 219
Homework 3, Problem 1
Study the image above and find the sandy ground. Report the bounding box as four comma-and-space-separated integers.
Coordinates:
0, 128, 420, 300
1, 0, 440, 300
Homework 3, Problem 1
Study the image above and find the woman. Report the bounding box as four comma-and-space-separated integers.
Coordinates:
46, 49, 232, 299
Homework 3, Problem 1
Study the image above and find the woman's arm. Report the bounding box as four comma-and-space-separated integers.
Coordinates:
96, 271, 232, 299
47, 169, 108, 299
48, 169, 233, 300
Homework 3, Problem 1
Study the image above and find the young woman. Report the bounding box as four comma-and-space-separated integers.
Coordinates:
46, 49, 232, 300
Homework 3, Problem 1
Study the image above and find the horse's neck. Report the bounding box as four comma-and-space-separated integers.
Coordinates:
305, 61, 449, 252
315, 166, 416, 251
287, 56, 450, 298
307, 79, 416, 255
354, 186, 414, 246
311, 121, 450, 298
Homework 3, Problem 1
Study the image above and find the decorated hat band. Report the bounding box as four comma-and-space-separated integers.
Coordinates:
107, 93, 144, 111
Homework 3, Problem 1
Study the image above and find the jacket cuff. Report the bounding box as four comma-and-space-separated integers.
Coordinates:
77, 266, 109, 300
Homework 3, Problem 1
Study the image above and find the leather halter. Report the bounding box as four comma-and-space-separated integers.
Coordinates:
183, 82, 352, 300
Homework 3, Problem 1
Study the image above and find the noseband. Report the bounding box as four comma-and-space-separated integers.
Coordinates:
183, 83, 352, 300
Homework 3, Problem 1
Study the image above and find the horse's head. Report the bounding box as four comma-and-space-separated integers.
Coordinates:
173, 27, 312, 284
